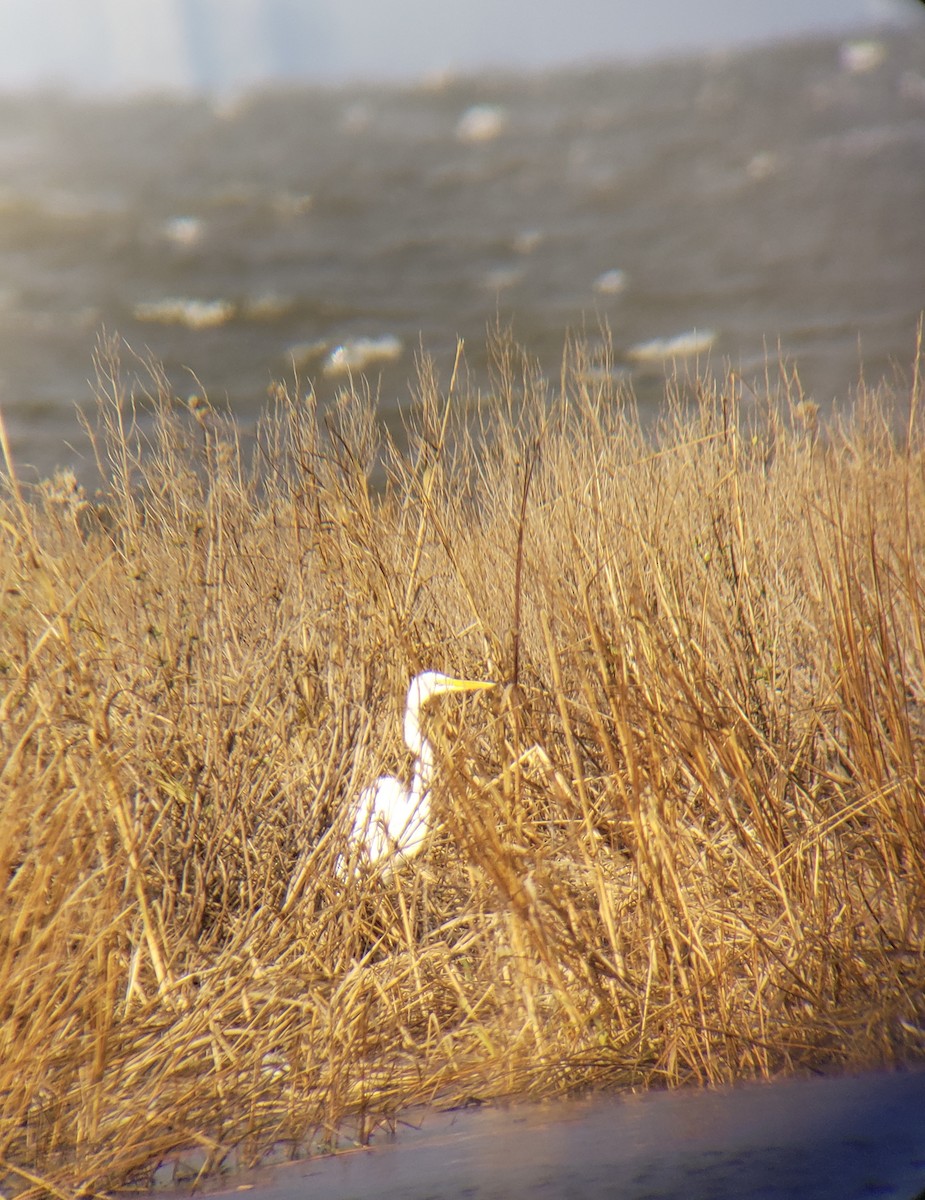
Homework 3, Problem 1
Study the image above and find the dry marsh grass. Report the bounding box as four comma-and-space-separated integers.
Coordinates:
2, 332, 925, 1196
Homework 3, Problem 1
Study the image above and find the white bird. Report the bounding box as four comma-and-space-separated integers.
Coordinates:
342, 671, 494, 875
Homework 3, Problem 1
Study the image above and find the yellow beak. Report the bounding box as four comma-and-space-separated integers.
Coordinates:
446, 678, 495, 693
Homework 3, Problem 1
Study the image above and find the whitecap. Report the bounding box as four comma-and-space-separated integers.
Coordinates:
134, 298, 235, 329
627, 328, 717, 362
455, 104, 507, 144
840, 40, 886, 75
324, 335, 403, 375
592, 269, 628, 296
161, 215, 204, 247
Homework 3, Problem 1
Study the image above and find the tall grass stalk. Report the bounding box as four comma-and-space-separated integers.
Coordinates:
2, 332, 924, 1197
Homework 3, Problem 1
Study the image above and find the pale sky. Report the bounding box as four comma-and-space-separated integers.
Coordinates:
0, 0, 918, 93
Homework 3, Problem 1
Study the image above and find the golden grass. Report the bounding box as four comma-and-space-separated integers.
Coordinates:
2, 330, 924, 1197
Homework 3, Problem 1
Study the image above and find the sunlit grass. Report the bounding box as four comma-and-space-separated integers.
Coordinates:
2, 329, 924, 1197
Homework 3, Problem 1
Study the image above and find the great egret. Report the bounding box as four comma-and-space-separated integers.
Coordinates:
342, 671, 494, 875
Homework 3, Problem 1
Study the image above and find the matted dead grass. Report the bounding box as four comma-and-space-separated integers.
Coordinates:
2, 331, 924, 1197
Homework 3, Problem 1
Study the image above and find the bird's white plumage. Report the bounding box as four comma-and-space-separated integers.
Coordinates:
342, 671, 493, 875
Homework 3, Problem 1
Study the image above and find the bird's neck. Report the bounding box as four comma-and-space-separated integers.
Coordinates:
405, 707, 436, 797
410, 737, 434, 799
404, 707, 424, 758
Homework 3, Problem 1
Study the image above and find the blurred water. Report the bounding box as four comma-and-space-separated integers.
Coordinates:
1, 25, 924, 481
153, 1069, 925, 1199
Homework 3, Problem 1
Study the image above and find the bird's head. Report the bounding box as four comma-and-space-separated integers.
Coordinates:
407, 671, 495, 715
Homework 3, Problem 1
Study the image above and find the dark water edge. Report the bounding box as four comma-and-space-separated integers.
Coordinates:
1, 22, 925, 483
147, 1068, 925, 1200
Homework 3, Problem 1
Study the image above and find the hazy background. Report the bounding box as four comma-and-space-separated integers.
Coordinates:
0, 0, 916, 93
1, 1, 923, 481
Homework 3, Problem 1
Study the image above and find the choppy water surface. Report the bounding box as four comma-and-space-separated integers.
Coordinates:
1, 26, 924, 480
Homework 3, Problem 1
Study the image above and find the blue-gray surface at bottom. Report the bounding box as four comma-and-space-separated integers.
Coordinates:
161, 1068, 925, 1200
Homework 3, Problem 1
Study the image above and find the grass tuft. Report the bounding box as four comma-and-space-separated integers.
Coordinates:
2, 330, 924, 1196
